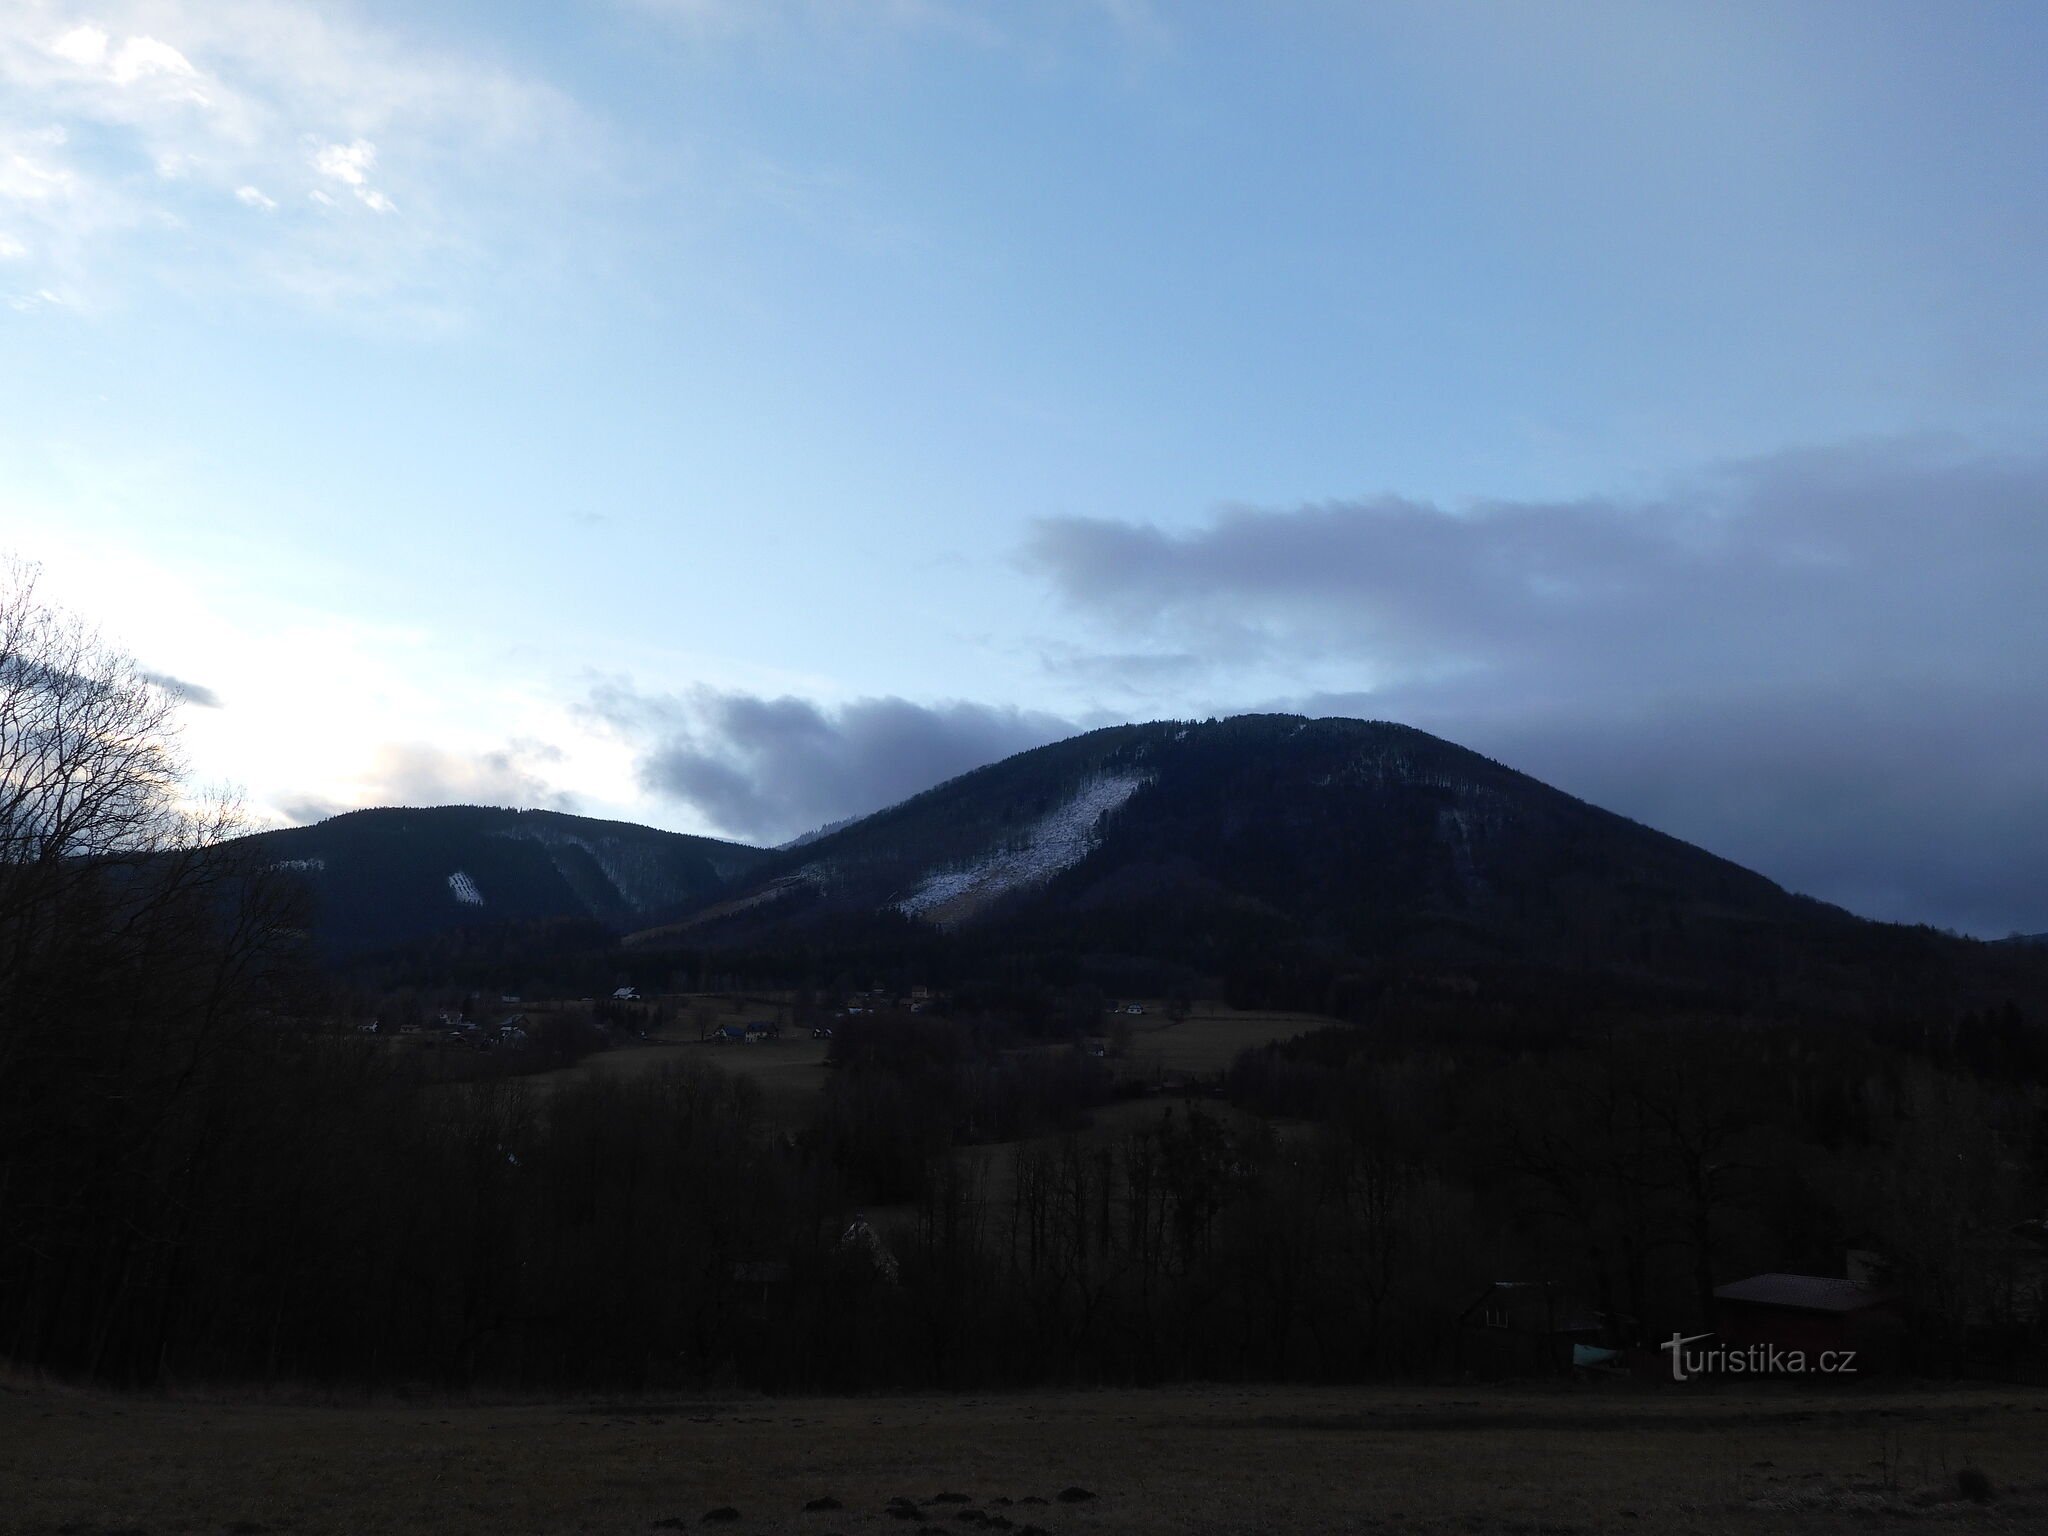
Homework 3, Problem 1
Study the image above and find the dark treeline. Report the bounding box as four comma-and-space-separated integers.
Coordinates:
7, 955, 2045, 1389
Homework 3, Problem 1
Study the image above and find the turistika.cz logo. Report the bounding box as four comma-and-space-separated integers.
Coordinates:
1661, 1332, 1859, 1381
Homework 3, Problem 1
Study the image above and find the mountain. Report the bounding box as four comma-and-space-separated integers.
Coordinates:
634, 716, 2044, 1011
237, 806, 770, 956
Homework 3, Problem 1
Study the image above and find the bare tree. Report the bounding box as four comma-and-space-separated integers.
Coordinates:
0, 559, 198, 861
0, 558, 262, 1050
0, 560, 301, 1379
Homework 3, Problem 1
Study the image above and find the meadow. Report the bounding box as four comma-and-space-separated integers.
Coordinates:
460, 996, 1330, 1134
1115, 1002, 1336, 1077
5, 1379, 2043, 1535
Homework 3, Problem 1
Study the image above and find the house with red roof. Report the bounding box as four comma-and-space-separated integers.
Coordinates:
1713, 1270, 1905, 1372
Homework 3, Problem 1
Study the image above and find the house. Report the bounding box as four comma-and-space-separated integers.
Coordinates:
1713, 1270, 1904, 1372
1458, 1281, 1610, 1376
611, 986, 640, 1002
745, 1020, 779, 1041
714, 1024, 747, 1044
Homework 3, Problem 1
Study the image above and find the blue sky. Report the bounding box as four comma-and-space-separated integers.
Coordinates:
5, 0, 2048, 933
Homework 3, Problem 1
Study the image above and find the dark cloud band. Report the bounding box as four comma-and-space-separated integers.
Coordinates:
140, 670, 224, 708
587, 685, 1074, 843
1025, 442, 2048, 935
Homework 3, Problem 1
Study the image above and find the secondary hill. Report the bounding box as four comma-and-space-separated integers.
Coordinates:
634, 715, 2048, 1012
237, 806, 770, 956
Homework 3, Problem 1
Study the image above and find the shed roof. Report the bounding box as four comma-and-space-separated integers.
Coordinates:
1714, 1273, 1896, 1313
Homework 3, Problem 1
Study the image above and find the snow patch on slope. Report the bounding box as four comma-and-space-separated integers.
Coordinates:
270, 857, 325, 872
898, 772, 1149, 927
447, 871, 483, 906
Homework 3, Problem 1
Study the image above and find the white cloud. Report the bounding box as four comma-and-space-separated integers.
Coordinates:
310, 135, 395, 212
624, 0, 1167, 56
0, 0, 596, 316
0, 130, 75, 202
48, 22, 105, 66
311, 136, 374, 186
335, 740, 578, 814
106, 35, 200, 87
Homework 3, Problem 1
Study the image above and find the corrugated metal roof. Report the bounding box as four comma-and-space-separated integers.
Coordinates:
1714, 1273, 1895, 1312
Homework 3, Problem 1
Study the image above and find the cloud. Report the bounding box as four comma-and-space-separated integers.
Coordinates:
623, 0, 1009, 49
278, 794, 343, 826
623, 0, 1165, 56
1024, 441, 2048, 934
0, 0, 592, 315
275, 741, 576, 824
139, 667, 221, 707
587, 683, 1074, 842
310, 138, 374, 187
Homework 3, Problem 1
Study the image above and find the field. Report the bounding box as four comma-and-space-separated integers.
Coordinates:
5, 1379, 2045, 1535
459, 999, 1331, 1134
535, 1035, 834, 1125
1115, 1002, 1335, 1077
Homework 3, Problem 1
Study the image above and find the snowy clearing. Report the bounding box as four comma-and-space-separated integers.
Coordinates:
898, 772, 1149, 926
447, 871, 483, 906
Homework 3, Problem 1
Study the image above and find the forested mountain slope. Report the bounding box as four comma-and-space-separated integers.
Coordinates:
236, 805, 769, 955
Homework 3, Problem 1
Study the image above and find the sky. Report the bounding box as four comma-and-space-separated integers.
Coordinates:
4, 0, 2047, 936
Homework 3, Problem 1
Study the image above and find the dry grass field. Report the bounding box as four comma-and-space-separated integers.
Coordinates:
537, 1036, 833, 1123
489, 998, 1327, 1134
1116, 1003, 1334, 1078
5, 1379, 2045, 1536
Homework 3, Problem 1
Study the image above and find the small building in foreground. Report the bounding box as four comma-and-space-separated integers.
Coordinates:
1713, 1272, 1904, 1371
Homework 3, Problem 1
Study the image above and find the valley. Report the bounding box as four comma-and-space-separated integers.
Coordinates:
12, 705, 2048, 1402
